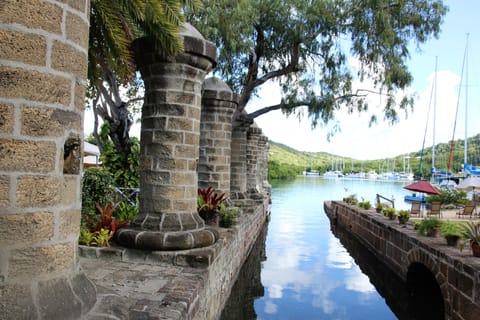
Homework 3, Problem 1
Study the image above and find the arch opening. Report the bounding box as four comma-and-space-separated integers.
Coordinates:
406, 262, 444, 320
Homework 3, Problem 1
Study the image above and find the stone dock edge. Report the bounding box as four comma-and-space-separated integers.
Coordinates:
80, 200, 270, 320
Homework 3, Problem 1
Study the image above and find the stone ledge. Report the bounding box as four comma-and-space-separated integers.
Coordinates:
81, 199, 270, 320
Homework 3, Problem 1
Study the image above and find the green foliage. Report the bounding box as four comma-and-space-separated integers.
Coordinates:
218, 203, 238, 228
397, 209, 410, 223
114, 200, 139, 222
92, 228, 114, 247
426, 189, 468, 205
99, 123, 140, 188
358, 201, 372, 210
343, 194, 358, 205
189, 0, 447, 129
384, 207, 396, 220
79, 226, 95, 246
81, 167, 115, 219
268, 160, 303, 180
440, 221, 464, 238
417, 218, 442, 237
461, 222, 480, 243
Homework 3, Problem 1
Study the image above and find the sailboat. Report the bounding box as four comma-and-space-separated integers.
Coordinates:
448, 34, 478, 183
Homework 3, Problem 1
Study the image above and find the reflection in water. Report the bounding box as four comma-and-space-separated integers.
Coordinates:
329, 219, 445, 320
222, 178, 415, 319
220, 222, 268, 320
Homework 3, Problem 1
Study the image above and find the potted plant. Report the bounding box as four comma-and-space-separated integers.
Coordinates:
384, 207, 396, 220
358, 200, 372, 210
397, 209, 410, 225
375, 202, 385, 213
416, 217, 442, 237
461, 222, 480, 257
439, 221, 463, 246
197, 187, 227, 226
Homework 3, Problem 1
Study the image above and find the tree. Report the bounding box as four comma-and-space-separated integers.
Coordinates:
87, 0, 201, 155
188, 0, 447, 128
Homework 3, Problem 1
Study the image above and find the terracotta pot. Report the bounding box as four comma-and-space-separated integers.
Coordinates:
445, 235, 459, 247
471, 241, 480, 257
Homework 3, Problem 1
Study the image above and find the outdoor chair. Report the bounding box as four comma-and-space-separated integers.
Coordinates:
409, 201, 422, 217
426, 201, 442, 218
456, 202, 475, 219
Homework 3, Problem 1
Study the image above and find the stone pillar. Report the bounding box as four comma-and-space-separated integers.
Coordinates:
116, 24, 218, 250
230, 125, 248, 200
246, 125, 264, 200
198, 77, 237, 195
258, 134, 271, 196
0, 0, 96, 319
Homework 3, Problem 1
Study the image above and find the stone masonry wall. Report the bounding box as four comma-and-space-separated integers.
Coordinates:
0, 0, 96, 319
324, 201, 480, 320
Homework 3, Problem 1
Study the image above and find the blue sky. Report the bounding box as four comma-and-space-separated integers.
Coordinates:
248, 0, 480, 160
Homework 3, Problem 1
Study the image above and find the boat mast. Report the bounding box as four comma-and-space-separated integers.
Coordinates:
464, 34, 469, 168
448, 35, 468, 172
432, 56, 437, 177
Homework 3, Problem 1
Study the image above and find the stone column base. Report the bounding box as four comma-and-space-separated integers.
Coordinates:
116, 228, 219, 251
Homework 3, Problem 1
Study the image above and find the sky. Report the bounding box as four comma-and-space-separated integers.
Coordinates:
84, 0, 480, 161
246, 0, 480, 160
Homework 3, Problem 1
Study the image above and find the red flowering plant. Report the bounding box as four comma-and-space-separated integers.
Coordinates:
197, 187, 227, 224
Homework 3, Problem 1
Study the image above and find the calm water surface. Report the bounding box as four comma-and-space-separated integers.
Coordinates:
225, 177, 416, 320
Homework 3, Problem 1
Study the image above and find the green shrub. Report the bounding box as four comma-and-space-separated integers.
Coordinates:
417, 218, 443, 237
384, 207, 396, 220
81, 167, 115, 220
218, 203, 238, 228
358, 201, 372, 209
99, 123, 140, 188
426, 189, 468, 205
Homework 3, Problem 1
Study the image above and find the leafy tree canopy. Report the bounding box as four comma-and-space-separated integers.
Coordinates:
188, 0, 447, 128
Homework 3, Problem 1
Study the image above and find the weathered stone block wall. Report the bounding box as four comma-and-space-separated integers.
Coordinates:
199, 77, 237, 195
230, 126, 247, 196
195, 201, 269, 320
324, 201, 480, 320
0, 0, 96, 318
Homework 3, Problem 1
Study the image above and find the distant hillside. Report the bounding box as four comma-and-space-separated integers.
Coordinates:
268, 134, 480, 178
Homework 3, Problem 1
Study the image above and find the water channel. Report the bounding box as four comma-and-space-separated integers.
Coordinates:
221, 176, 420, 320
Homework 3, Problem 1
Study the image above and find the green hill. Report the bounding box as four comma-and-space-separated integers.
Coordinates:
268, 134, 480, 179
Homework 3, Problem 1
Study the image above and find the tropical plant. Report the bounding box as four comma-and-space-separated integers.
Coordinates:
343, 194, 358, 205
397, 209, 410, 224
440, 221, 463, 246
81, 167, 115, 219
98, 123, 140, 188
384, 207, 396, 220
358, 200, 372, 210
87, 0, 202, 155
460, 222, 480, 256
427, 189, 468, 205
197, 187, 228, 224
416, 217, 442, 237
375, 202, 385, 213
188, 0, 447, 130
218, 203, 238, 228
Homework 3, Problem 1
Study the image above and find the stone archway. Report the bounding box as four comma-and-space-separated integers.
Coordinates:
406, 262, 445, 319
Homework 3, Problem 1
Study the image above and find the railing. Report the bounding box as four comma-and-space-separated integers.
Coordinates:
376, 193, 395, 208
114, 187, 139, 206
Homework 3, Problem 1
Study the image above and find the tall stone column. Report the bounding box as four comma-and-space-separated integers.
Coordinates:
0, 0, 96, 319
198, 77, 237, 195
116, 24, 218, 250
230, 125, 248, 200
246, 125, 263, 199
258, 134, 271, 196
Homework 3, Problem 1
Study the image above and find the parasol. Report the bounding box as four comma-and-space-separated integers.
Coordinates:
456, 176, 480, 192
403, 180, 441, 195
